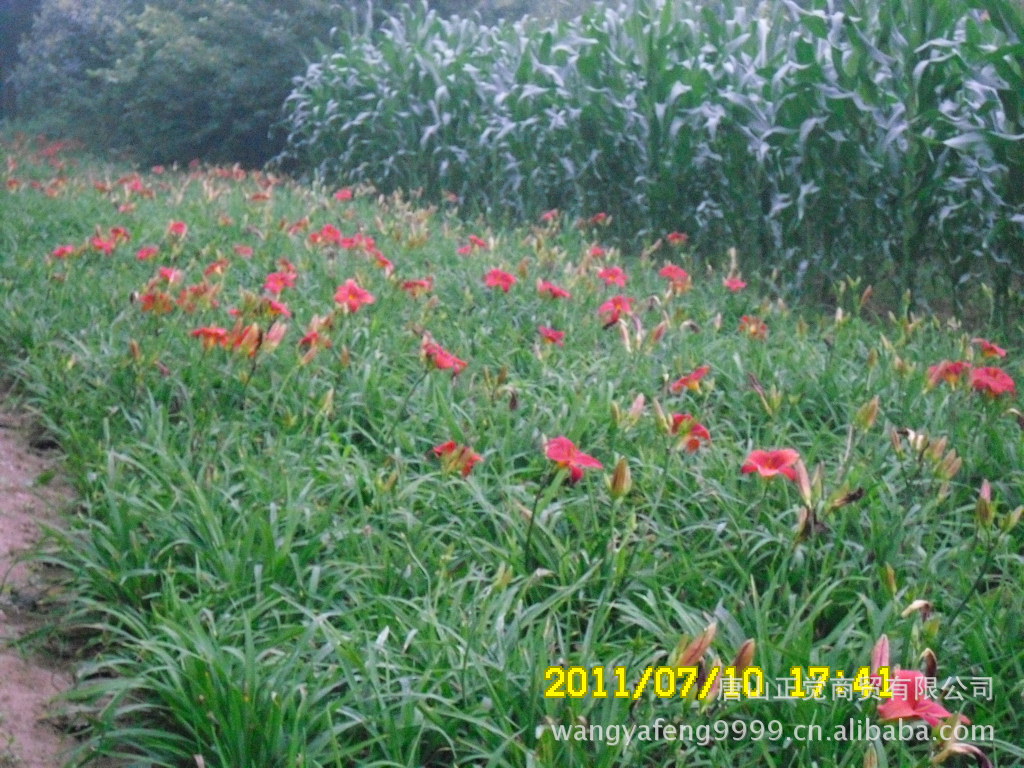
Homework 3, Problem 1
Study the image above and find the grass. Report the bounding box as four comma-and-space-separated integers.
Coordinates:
0, 131, 1022, 767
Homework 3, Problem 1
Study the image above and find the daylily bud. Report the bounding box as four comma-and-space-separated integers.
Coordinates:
704, 657, 723, 701
863, 745, 879, 768
730, 639, 756, 676
901, 599, 933, 620
859, 285, 873, 310
628, 394, 646, 422
1002, 505, 1023, 532
671, 622, 717, 668
617, 320, 633, 352
870, 634, 890, 678
128, 338, 142, 361
975, 480, 994, 528
866, 347, 879, 369
883, 564, 897, 596
920, 648, 938, 679
607, 457, 632, 499
854, 396, 880, 431
794, 460, 813, 507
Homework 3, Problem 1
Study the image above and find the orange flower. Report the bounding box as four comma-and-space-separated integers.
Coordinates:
190, 326, 227, 349
969, 366, 1016, 397
545, 436, 603, 484
670, 365, 711, 394
484, 268, 516, 292
741, 448, 801, 481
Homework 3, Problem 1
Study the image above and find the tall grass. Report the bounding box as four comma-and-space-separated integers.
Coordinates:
279, 0, 1024, 315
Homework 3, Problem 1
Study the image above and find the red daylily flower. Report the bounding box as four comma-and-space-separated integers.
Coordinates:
537, 279, 571, 299
433, 441, 483, 477
157, 267, 184, 285
484, 268, 516, 292
422, 341, 468, 374
659, 264, 692, 293
723, 277, 747, 292
545, 436, 603, 484
739, 315, 768, 340
665, 231, 688, 246
458, 235, 489, 255
401, 277, 434, 297
167, 220, 188, 238
586, 212, 609, 227
540, 209, 560, 223
877, 669, 966, 727
190, 326, 228, 350
334, 188, 353, 201
203, 258, 230, 277
90, 236, 116, 255
538, 326, 565, 346
50, 245, 77, 259
233, 244, 254, 258
670, 414, 711, 452
588, 245, 606, 258
970, 366, 1016, 397
670, 365, 711, 394
741, 448, 801, 481
139, 291, 174, 314
927, 360, 972, 388
334, 279, 375, 313
971, 338, 1007, 359
226, 322, 262, 358
598, 295, 634, 325
598, 266, 627, 286
483, 270, 516, 294
264, 271, 297, 295
176, 282, 220, 312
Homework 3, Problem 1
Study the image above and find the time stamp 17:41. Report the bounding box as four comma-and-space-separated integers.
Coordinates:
543, 665, 896, 701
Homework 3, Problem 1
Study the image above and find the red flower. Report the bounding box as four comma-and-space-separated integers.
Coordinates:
139, 291, 175, 314
334, 188, 353, 201
264, 271, 297, 295
877, 669, 966, 727
484, 268, 516, 292
598, 295, 634, 325
157, 267, 184, 285
741, 449, 801, 481
927, 360, 972, 388
588, 245, 606, 258
203, 258, 230, 277
90, 236, 116, 255
537, 279, 571, 299
540, 209, 560, 223
334, 279, 375, 313
538, 326, 565, 346
969, 366, 1016, 397
971, 338, 1007, 359
190, 326, 228, 350
545, 436, 603, 484
739, 315, 768, 340
233, 244, 254, 258
670, 414, 711, 452
665, 231, 688, 246
458, 235, 489, 255
264, 298, 292, 317
400, 277, 434, 297
433, 441, 483, 477
167, 220, 188, 238
670, 365, 711, 394
586, 212, 609, 227
659, 264, 692, 293
597, 266, 627, 286
50, 245, 77, 259
723, 277, 747, 292
423, 341, 468, 374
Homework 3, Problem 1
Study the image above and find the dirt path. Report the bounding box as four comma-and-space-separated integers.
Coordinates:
0, 410, 80, 768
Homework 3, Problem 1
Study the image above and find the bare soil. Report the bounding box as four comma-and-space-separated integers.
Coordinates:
0, 409, 80, 768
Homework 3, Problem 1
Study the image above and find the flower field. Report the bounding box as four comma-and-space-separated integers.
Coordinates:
1, 133, 1022, 767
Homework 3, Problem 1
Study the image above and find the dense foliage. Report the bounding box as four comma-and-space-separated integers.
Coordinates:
11, 0, 346, 166
280, 0, 1024, 313
1, 134, 1022, 767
